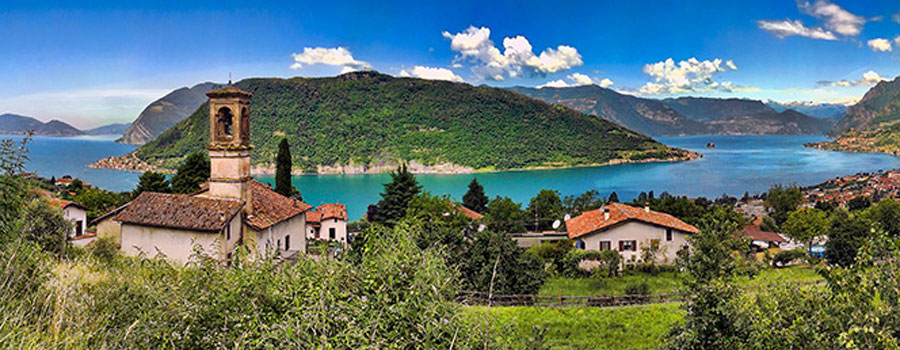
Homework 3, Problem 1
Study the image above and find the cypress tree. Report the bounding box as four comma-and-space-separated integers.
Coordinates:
134, 171, 170, 197
608, 191, 619, 203
171, 151, 210, 194
372, 164, 422, 227
462, 178, 488, 213
275, 138, 301, 200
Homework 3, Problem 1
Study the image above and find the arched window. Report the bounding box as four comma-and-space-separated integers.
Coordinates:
216, 107, 234, 140
240, 107, 250, 143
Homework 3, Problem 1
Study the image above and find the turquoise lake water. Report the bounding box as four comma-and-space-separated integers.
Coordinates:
9, 134, 900, 220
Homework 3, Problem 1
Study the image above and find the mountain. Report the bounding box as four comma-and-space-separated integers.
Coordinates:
511, 86, 830, 135
508, 85, 709, 136
829, 76, 900, 136
109, 71, 694, 174
0, 113, 85, 137
765, 101, 846, 120
86, 122, 131, 135
117, 82, 220, 145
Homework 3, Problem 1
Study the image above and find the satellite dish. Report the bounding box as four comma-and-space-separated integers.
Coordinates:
564, 214, 571, 221
552, 220, 561, 229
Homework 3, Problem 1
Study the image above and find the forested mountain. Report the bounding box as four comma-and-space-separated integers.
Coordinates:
512, 86, 831, 135
117, 82, 220, 145
86, 122, 131, 135
128, 71, 693, 174
508, 85, 708, 136
0, 114, 85, 136
829, 76, 900, 136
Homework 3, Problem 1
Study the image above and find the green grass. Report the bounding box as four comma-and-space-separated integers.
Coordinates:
540, 266, 822, 297
466, 303, 684, 350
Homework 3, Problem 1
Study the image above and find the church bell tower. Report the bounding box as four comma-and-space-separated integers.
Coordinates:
206, 83, 253, 210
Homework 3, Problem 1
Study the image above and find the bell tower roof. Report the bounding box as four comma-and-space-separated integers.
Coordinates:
206, 85, 252, 99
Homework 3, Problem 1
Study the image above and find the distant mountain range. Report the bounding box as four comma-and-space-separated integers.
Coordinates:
765, 100, 847, 120
94, 71, 696, 174
85, 122, 131, 135
117, 82, 220, 145
807, 76, 900, 155
0, 113, 132, 137
510, 86, 833, 136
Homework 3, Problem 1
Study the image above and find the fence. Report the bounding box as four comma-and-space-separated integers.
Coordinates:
457, 280, 824, 308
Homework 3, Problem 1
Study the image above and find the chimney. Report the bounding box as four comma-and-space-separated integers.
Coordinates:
603, 207, 610, 221
644, 202, 651, 213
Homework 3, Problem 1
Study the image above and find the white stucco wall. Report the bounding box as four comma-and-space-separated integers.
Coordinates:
63, 206, 87, 238
318, 218, 347, 244
255, 214, 307, 258
96, 218, 122, 247
578, 221, 691, 264
120, 217, 239, 263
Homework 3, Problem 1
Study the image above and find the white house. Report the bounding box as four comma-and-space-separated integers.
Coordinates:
306, 203, 349, 243
106, 84, 312, 264
565, 202, 699, 264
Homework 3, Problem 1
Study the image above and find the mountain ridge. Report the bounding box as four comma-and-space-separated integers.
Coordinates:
0, 113, 85, 137
117, 82, 220, 145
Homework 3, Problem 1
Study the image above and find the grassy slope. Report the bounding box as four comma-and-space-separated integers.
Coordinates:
135, 71, 685, 172
467, 303, 684, 350
539, 266, 821, 297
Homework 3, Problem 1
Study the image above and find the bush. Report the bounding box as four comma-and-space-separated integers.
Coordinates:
560, 249, 621, 278
772, 248, 806, 268
625, 282, 650, 296
527, 239, 573, 276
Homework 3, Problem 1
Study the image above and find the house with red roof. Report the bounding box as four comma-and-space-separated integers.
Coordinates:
100, 85, 313, 263
739, 224, 786, 250
306, 203, 349, 243
46, 196, 90, 242
565, 202, 699, 263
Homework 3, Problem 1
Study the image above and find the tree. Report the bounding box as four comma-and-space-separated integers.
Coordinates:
69, 178, 84, 192
765, 184, 802, 225
134, 171, 169, 197
563, 189, 605, 215
485, 196, 527, 233
462, 178, 488, 213
460, 229, 546, 295
526, 189, 564, 232
0, 135, 30, 239
19, 198, 71, 255
781, 208, 829, 249
170, 151, 210, 194
847, 196, 871, 211
864, 198, 900, 237
608, 191, 619, 203
824, 209, 870, 267
274, 138, 301, 200
371, 164, 422, 227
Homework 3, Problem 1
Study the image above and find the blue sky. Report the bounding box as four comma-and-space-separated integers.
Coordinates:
1, 0, 899, 128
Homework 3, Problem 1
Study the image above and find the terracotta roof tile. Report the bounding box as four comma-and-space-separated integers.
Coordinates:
740, 225, 786, 243
456, 205, 484, 220
566, 202, 699, 239
306, 210, 322, 223
244, 180, 312, 230
113, 192, 244, 232
48, 197, 87, 210
318, 203, 348, 221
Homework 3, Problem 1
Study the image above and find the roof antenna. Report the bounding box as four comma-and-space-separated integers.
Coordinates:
228, 72, 232, 86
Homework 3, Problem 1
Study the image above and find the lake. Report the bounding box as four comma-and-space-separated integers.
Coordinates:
9, 134, 900, 220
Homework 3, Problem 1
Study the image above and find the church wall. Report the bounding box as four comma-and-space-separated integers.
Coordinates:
255, 214, 307, 257
95, 217, 122, 247
120, 216, 239, 264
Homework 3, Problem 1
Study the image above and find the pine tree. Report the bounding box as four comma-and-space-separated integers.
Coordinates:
171, 151, 210, 194
462, 178, 488, 213
372, 164, 422, 227
608, 191, 619, 203
134, 171, 170, 197
275, 138, 301, 200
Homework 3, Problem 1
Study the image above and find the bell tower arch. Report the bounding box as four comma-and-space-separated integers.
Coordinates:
206, 84, 253, 210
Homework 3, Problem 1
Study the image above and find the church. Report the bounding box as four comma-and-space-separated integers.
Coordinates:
109, 85, 312, 263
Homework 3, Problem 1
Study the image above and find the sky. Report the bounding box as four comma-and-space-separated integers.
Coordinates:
1, 0, 899, 129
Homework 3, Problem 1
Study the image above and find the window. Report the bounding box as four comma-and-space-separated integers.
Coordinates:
277, 239, 281, 251
216, 107, 234, 139
666, 228, 673, 241
619, 240, 636, 252
329, 227, 336, 240
75, 220, 83, 236
575, 240, 585, 249
225, 224, 231, 240
599, 241, 611, 251
285, 235, 290, 250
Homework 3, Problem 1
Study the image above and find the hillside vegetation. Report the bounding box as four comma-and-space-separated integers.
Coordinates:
809, 76, 900, 154
134, 71, 691, 173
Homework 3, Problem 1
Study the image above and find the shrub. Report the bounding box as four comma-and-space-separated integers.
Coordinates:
772, 248, 806, 268
625, 282, 650, 296
560, 249, 621, 278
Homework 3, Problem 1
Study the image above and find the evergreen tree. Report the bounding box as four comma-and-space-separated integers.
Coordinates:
133, 171, 170, 197
462, 178, 488, 213
274, 138, 301, 200
527, 189, 564, 232
765, 184, 802, 225
608, 191, 619, 203
371, 164, 422, 227
170, 151, 210, 194
486, 196, 528, 233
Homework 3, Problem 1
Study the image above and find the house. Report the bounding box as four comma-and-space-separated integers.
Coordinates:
90, 203, 129, 247
306, 203, 349, 243
47, 196, 88, 237
739, 224, 787, 251
104, 84, 312, 263
565, 202, 699, 263
455, 204, 484, 220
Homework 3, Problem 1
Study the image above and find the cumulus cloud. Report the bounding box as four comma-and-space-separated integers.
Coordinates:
758, 0, 866, 40
756, 19, 837, 40
442, 26, 583, 81
637, 58, 752, 95
398, 66, 464, 82
536, 73, 613, 89
289, 47, 370, 72
867, 38, 892, 52
818, 70, 888, 87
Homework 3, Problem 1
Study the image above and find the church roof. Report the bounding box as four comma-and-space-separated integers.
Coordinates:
206, 85, 252, 98
244, 179, 313, 230
114, 192, 244, 233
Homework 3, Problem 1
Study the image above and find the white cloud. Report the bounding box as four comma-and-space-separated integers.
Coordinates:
289, 47, 371, 72
637, 57, 750, 95
894, 35, 900, 47
798, 0, 866, 37
536, 73, 613, 89
756, 19, 837, 40
867, 38, 892, 52
820, 70, 888, 87
442, 26, 583, 81
894, 11, 900, 24
398, 66, 464, 82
